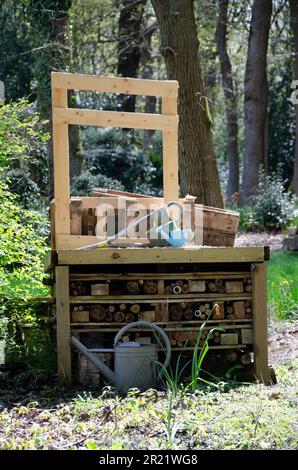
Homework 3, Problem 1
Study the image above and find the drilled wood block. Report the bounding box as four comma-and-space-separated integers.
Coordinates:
233, 301, 246, 319
220, 333, 238, 346
138, 311, 155, 322
241, 328, 253, 344
71, 310, 89, 322
91, 283, 109, 296
225, 281, 244, 293
188, 280, 206, 293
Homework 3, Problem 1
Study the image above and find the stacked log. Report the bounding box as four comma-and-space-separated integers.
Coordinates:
143, 280, 158, 294
70, 281, 86, 296
244, 278, 252, 293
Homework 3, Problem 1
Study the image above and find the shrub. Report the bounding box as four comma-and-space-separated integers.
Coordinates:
0, 180, 49, 361
71, 170, 124, 196
239, 170, 296, 231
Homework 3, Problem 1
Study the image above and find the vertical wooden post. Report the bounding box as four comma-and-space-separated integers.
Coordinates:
162, 96, 179, 203
56, 266, 71, 384
252, 262, 269, 385
52, 81, 70, 240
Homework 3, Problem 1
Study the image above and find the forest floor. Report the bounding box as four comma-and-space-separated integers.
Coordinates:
0, 319, 297, 450
235, 232, 284, 251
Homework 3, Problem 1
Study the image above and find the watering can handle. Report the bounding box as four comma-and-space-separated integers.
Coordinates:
113, 321, 171, 372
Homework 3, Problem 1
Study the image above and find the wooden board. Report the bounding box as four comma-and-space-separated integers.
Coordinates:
57, 247, 267, 265
53, 108, 178, 132
52, 87, 70, 238
252, 263, 269, 384
51, 72, 178, 97
56, 266, 71, 384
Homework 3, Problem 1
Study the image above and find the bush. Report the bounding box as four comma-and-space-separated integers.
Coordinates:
239, 170, 296, 231
71, 170, 124, 196
0, 180, 49, 361
80, 127, 159, 194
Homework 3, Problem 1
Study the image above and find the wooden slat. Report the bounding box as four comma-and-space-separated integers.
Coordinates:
51, 72, 178, 97
69, 293, 252, 303
57, 247, 266, 265
56, 266, 71, 385
53, 107, 178, 132
162, 96, 179, 202
52, 87, 70, 236
70, 271, 251, 281
252, 263, 269, 384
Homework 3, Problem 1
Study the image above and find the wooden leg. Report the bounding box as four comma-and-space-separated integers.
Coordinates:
56, 266, 71, 384
252, 263, 270, 385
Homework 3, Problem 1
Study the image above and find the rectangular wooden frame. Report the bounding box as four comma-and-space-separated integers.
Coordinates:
51, 72, 179, 246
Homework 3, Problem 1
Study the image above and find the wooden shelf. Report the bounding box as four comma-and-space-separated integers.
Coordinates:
71, 319, 252, 327
170, 345, 248, 351
69, 293, 252, 303
69, 271, 252, 281
70, 324, 252, 333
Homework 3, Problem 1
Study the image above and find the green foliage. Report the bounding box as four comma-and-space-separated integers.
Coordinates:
81, 127, 159, 194
268, 251, 298, 320
0, 180, 49, 360
238, 170, 296, 231
0, 1, 33, 101
0, 100, 49, 168
71, 170, 124, 196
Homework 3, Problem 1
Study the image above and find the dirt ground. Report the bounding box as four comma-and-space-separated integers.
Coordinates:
235, 232, 284, 251
268, 320, 298, 365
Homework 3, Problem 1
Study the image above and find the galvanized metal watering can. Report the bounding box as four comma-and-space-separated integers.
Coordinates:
71, 321, 171, 393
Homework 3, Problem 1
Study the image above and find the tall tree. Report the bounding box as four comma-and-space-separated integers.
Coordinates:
117, 0, 147, 112
215, 0, 239, 203
290, 0, 298, 195
28, 0, 83, 193
151, 0, 223, 207
241, 0, 272, 202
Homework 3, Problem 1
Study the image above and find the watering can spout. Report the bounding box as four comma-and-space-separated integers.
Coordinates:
70, 336, 116, 384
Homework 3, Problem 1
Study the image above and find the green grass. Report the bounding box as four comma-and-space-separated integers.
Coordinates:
267, 251, 298, 320
0, 361, 297, 450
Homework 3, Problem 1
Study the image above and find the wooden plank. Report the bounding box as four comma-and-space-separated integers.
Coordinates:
70, 199, 82, 235
52, 87, 70, 238
51, 72, 178, 97
162, 96, 179, 202
55, 234, 154, 249
70, 271, 251, 281
252, 263, 269, 384
71, 319, 252, 326
56, 266, 71, 385
53, 107, 178, 132
69, 293, 252, 303
57, 247, 266, 265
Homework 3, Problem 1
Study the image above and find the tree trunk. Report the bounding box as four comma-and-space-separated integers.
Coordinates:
117, 0, 147, 113
290, 0, 298, 195
151, 0, 223, 207
30, 1, 83, 197
215, 0, 239, 204
241, 0, 272, 202
141, 22, 158, 150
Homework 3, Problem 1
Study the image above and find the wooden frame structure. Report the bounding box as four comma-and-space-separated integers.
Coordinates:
52, 72, 179, 249
48, 72, 270, 388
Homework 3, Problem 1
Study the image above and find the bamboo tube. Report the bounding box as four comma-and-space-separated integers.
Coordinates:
130, 304, 141, 314
126, 281, 140, 294
125, 312, 135, 323
183, 309, 193, 320
114, 311, 125, 322
119, 304, 126, 312
208, 282, 217, 293
240, 352, 251, 365
108, 305, 116, 313
105, 312, 113, 322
